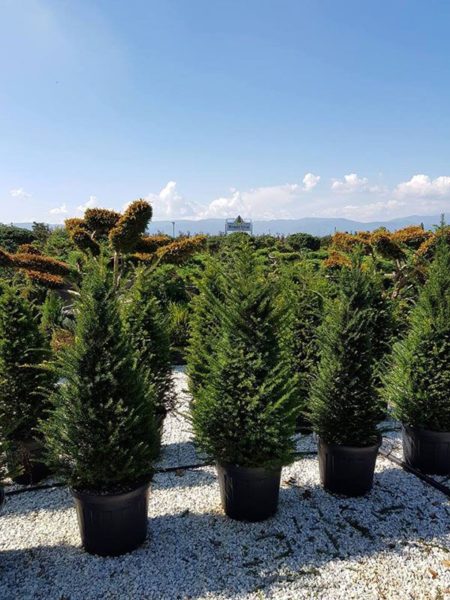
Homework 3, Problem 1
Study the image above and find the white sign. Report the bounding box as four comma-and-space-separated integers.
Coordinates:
225, 216, 252, 234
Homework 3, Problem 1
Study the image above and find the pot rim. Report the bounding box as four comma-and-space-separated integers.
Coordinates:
318, 434, 382, 453
402, 424, 450, 436
216, 462, 282, 473
71, 480, 150, 500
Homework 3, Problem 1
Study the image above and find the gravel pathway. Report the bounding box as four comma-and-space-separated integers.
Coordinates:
1, 368, 450, 599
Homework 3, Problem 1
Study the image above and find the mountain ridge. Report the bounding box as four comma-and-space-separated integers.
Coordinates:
10, 214, 447, 237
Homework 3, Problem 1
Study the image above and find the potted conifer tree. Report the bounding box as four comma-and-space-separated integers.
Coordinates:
0, 285, 54, 484
384, 237, 450, 475
191, 247, 298, 521
310, 258, 383, 496
42, 261, 157, 556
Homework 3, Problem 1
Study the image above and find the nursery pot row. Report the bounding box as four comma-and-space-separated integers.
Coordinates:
49, 427, 450, 557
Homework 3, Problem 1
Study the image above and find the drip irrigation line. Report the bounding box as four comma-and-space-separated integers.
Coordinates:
379, 448, 450, 498
4, 450, 318, 497
9, 448, 449, 500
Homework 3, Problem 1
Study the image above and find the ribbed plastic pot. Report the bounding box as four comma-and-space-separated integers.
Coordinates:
318, 437, 380, 496
71, 482, 150, 556
402, 425, 450, 475
11, 439, 51, 485
216, 463, 281, 522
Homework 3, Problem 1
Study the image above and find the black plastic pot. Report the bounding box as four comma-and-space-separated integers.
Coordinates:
11, 439, 51, 485
71, 482, 150, 556
318, 437, 380, 496
403, 425, 450, 475
216, 463, 281, 522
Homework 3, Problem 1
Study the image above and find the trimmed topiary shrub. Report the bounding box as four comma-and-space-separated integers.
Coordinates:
42, 260, 157, 490
309, 257, 382, 447
191, 245, 298, 468
383, 239, 450, 431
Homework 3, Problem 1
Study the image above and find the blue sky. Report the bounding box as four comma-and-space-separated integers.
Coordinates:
1, 0, 450, 223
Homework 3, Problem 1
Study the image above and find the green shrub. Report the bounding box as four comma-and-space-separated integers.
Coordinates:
42, 260, 157, 490
309, 258, 383, 446
286, 233, 321, 252
122, 267, 175, 421
285, 263, 328, 422
187, 258, 224, 398
0, 285, 53, 442
191, 245, 298, 468
383, 240, 450, 430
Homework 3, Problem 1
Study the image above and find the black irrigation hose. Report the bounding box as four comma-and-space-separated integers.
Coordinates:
7, 448, 450, 500
4, 451, 318, 497
379, 447, 450, 499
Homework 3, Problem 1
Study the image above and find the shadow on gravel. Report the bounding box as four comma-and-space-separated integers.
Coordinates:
1, 464, 450, 599
1, 486, 73, 517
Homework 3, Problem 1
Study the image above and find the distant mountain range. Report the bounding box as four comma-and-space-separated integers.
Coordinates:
12, 214, 447, 237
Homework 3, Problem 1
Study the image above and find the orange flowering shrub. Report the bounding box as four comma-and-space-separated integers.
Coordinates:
323, 250, 351, 270
392, 225, 431, 249
417, 227, 450, 259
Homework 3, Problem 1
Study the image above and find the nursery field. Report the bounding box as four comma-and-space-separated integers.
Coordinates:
1, 368, 450, 600
1, 206, 450, 599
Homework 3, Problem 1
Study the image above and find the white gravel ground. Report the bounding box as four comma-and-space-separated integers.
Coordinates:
1, 368, 450, 600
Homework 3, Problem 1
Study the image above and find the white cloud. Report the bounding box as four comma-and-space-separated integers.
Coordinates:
77, 195, 99, 213
49, 203, 68, 215
146, 181, 199, 219
331, 173, 370, 193
302, 172, 320, 192
10, 187, 32, 199
199, 183, 302, 220
395, 174, 450, 198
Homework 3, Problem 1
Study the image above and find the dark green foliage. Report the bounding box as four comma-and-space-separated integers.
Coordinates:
191, 246, 298, 468
122, 267, 175, 420
42, 260, 157, 490
383, 240, 450, 431
285, 263, 328, 421
44, 227, 76, 262
40, 291, 66, 339
0, 224, 35, 252
286, 233, 321, 252
309, 259, 383, 446
0, 285, 53, 441
187, 258, 224, 398
32, 222, 52, 247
